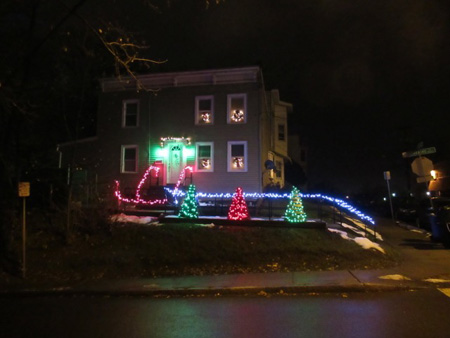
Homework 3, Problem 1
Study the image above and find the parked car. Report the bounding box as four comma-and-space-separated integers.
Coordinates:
428, 198, 450, 247
395, 198, 434, 230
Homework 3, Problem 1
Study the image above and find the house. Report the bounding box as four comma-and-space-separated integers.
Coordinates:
59, 66, 292, 203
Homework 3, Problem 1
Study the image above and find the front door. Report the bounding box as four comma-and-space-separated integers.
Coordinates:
167, 144, 183, 184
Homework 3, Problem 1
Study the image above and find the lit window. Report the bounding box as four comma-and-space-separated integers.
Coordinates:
227, 94, 247, 124
121, 145, 138, 173
227, 141, 247, 172
195, 96, 214, 125
122, 100, 139, 127
278, 124, 285, 141
196, 142, 214, 172
276, 161, 283, 178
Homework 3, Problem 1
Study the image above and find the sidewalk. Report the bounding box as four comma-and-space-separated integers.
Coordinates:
2, 218, 450, 297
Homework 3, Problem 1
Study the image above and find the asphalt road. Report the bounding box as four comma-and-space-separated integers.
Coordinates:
1, 289, 450, 338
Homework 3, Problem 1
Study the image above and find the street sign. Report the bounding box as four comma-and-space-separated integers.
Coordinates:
417, 175, 433, 183
18, 182, 30, 197
411, 157, 433, 176
383, 171, 391, 180
402, 147, 436, 158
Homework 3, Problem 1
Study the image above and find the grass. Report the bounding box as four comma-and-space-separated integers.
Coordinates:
1, 211, 399, 283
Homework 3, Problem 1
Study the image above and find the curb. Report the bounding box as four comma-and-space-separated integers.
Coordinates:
0, 283, 422, 298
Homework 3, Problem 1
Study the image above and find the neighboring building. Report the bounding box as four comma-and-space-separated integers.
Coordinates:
429, 161, 450, 197
59, 66, 292, 202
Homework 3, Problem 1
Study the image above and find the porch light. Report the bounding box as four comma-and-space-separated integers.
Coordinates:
431, 170, 437, 180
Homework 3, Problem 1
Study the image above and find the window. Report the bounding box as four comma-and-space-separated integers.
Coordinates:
122, 100, 139, 127
276, 160, 283, 178
227, 94, 247, 124
278, 124, 285, 141
121, 145, 138, 173
227, 141, 248, 172
196, 142, 214, 172
195, 96, 214, 125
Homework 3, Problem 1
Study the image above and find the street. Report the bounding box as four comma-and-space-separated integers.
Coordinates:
2, 289, 450, 338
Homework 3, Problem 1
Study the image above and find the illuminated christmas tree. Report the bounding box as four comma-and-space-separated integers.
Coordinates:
178, 184, 199, 219
284, 187, 307, 223
228, 187, 250, 220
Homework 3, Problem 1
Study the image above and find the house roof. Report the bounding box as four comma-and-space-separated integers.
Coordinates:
101, 66, 262, 92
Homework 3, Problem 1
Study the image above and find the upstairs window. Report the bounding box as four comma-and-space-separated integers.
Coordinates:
227, 94, 247, 124
195, 96, 214, 125
196, 142, 214, 172
278, 124, 285, 141
122, 100, 139, 127
121, 145, 138, 173
227, 141, 248, 172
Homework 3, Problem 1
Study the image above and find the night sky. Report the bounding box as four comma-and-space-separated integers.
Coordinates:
8, 0, 450, 197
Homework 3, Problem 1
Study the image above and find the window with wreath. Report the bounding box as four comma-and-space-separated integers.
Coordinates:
195, 96, 214, 125
121, 145, 138, 173
122, 100, 139, 127
196, 142, 214, 172
227, 141, 247, 172
227, 94, 247, 124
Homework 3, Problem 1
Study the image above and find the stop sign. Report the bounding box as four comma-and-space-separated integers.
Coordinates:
411, 156, 433, 176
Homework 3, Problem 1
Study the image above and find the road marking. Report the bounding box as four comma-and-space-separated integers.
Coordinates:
438, 288, 450, 298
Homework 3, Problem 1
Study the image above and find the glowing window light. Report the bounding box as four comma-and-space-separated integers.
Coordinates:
232, 157, 244, 168
230, 109, 245, 123
201, 158, 211, 169
200, 112, 211, 123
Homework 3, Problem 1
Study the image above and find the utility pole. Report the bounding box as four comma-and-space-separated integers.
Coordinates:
384, 171, 396, 225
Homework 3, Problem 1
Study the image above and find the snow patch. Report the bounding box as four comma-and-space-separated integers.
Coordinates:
344, 218, 383, 241
378, 274, 411, 281
328, 228, 385, 254
353, 237, 385, 254
111, 213, 159, 225
424, 278, 450, 283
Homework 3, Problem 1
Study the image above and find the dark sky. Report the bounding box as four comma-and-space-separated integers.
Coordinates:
82, 0, 450, 195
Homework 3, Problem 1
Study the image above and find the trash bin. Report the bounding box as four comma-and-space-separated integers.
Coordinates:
429, 200, 450, 248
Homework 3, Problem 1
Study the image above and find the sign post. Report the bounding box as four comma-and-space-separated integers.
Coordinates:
383, 171, 396, 225
18, 182, 30, 278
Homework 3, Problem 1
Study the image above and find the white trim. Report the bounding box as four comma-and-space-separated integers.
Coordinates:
227, 93, 247, 124
121, 145, 138, 173
196, 142, 214, 172
122, 99, 139, 128
227, 141, 248, 172
195, 96, 214, 125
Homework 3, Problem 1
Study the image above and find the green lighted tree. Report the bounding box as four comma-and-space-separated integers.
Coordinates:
284, 187, 307, 223
178, 184, 199, 219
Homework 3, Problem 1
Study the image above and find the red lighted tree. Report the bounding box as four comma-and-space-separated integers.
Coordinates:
227, 187, 250, 220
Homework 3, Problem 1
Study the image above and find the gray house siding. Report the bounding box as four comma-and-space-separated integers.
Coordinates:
60, 67, 292, 201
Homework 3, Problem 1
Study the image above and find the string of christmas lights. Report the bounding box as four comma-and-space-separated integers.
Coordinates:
135, 166, 160, 201
114, 180, 168, 205
114, 165, 375, 225
163, 188, 375, 224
